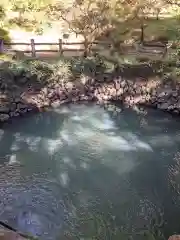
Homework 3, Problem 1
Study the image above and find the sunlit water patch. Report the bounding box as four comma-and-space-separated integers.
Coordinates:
0, 103, 180, 239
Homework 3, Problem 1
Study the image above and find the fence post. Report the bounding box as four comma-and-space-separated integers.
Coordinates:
0, 39, 4, 53
30, 39, 36, 57
58, 39, 62, 55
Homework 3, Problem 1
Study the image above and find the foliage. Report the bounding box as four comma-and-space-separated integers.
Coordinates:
0, 27, 11, 42
50, 59, 72, 83
8, 0, 51, 12
0, 5, 5, 21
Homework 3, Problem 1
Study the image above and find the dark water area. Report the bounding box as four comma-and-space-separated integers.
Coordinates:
0, 103, 180, 239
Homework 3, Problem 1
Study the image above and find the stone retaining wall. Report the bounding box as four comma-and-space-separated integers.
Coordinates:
0, 75, 179, 123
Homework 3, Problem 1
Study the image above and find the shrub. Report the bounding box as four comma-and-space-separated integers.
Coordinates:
51, 59, 72, 83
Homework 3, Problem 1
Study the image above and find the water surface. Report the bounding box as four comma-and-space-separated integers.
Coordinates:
0, 103, 180, 239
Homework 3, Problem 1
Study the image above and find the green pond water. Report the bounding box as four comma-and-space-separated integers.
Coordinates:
0, 103, 180, 240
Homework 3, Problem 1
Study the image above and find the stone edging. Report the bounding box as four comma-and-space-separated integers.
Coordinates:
0, 76, 179, 123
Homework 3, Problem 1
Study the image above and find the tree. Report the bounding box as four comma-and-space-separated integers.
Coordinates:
47, 0, 115, 57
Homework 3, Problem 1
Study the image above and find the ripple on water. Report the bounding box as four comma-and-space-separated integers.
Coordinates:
0, 171, 71, 239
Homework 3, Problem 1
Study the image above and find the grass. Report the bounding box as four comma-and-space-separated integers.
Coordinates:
143, 18, 180, 41
100, 15, 180, 45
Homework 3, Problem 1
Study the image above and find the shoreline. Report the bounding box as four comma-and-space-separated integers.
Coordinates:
0, 75, 179, 124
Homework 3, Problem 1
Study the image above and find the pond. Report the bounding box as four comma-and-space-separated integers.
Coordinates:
0, 103, 180, 240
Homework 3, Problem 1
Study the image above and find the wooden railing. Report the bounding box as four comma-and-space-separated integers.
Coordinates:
0, 38, 112, 57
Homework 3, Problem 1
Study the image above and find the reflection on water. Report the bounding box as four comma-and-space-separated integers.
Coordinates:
0, 103, 180, 239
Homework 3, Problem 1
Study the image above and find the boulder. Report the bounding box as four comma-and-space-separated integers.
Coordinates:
65, 82, 74, 90
10, 111, 20, 117
0, 114, 9, 122
17, 77, 28, 84
175, 101, 180, 109
10, 103, 17, 112
168, 235, 180, 240
157, 102, 169, 110
51, 100, 61, 108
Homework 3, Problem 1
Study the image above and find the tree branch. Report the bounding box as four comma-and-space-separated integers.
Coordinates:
165, 0, 180, 6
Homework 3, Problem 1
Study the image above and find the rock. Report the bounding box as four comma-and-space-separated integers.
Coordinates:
47, 91, 55, 99
19, 108, 28, 114
72, 96, 79, 102
116, 107, 122, 113
0, 94, 8, 100
18, 77, 28, 84
114, 79, 121, 89
66, 82, 74, 90
27, 107, 33, 112
157, 103, 169, 110
10, 103, 17, 111
17, 103, 27, 110
43, 100, 50, 107
117, 88, 124, 96
175, 100, 180, 109
102, 95, 110, 101
168, 235, 180, 240
14, 97, 21, 103
107, 104, 116, 112
134, 88, 141, 95
10, 110, 20, 117
41, 87, 48, 95
0, 113, 9, 121
151, 89, 157, 96
159, 87, 173, 96
83, 96, 90, 101
120, 80, 127, 88
173, 109, 179, 114
172, 91, 178, 97
0, 103, 10, 113
109, 88, 116, 96
51, 100, 61, 108
167, 104, 175, 110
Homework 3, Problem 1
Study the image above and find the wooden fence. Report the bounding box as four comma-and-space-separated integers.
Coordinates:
0, 38, 112, 57
0, 38, 170, 59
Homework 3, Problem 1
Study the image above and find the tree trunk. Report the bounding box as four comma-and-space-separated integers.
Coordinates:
162, 46, 167, 59
83, 38, 88, 58
140, 24, 144, 43
156, 10, 160, 20
18, 10, 23, 21
83, 38, 91, 58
